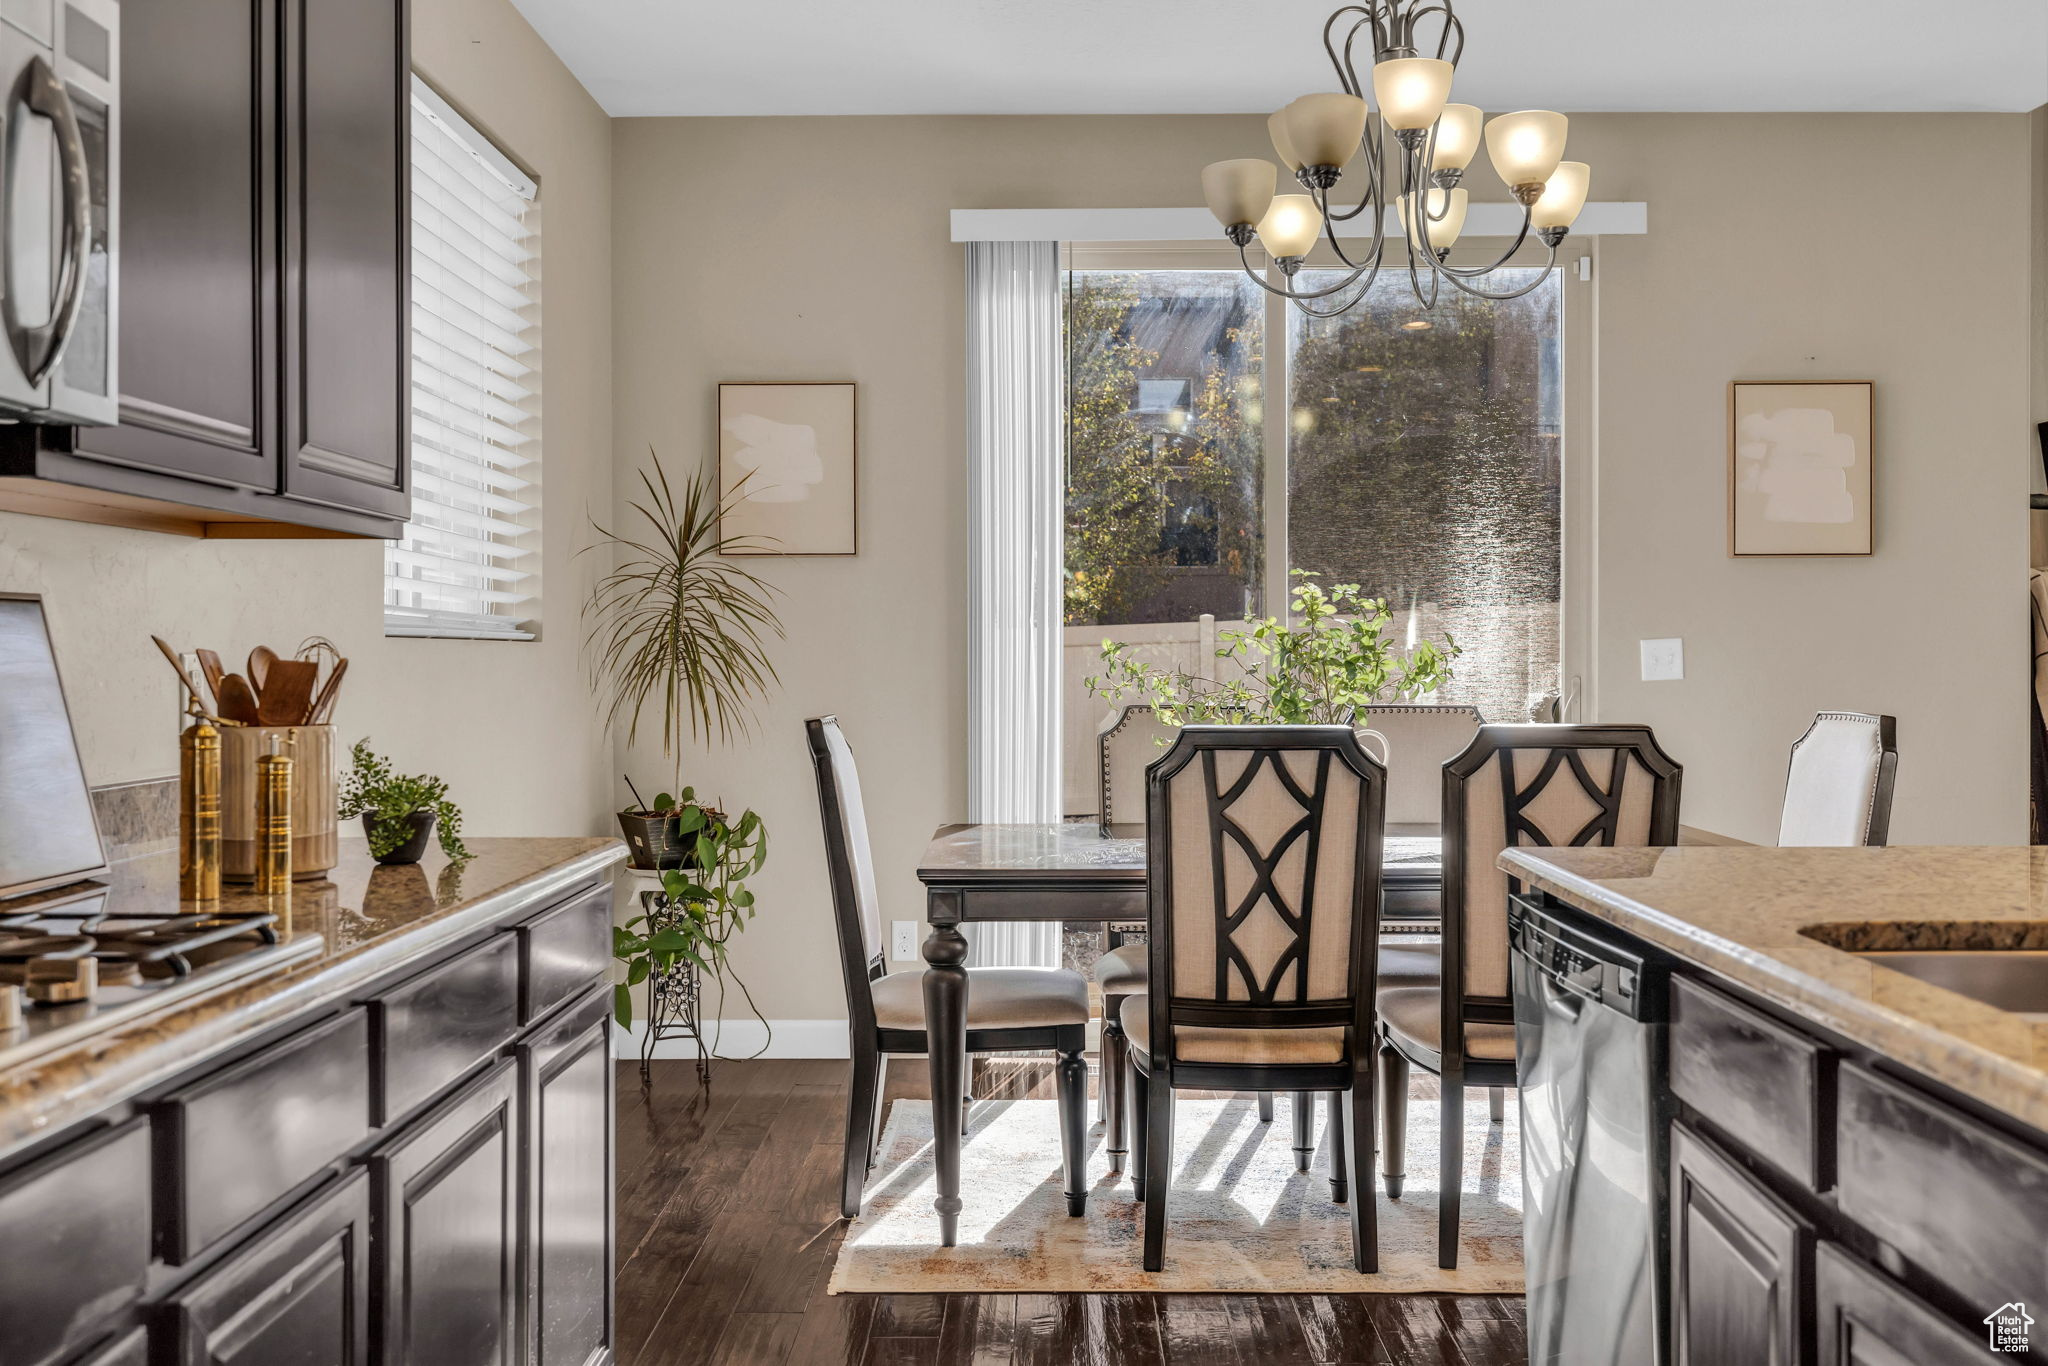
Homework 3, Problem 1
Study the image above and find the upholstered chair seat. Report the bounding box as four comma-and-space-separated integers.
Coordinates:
1096, 942, 1148, 993
1120, 993, 1347, 1065
1375, 986, 1516, 1061
868, 967, 1087, 1031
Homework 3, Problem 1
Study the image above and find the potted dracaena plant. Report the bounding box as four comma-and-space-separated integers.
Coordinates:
582, 453, 784, 1071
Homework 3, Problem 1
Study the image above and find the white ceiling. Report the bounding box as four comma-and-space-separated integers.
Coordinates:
509, 0, 2048, 118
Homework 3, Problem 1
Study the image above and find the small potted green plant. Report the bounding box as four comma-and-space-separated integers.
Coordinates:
612, 803, 768, 1079
339, 739, 471, 866
615, 778, 724, 872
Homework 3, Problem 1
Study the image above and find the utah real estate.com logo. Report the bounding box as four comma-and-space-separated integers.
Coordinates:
1986, 1302, 2034, 1353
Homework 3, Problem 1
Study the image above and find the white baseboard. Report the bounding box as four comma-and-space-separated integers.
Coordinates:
613, 1018, 851, 1060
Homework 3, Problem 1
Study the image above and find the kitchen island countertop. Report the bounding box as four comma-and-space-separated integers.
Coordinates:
1501, 844, 2048, 1132
0, 836, 622, 1160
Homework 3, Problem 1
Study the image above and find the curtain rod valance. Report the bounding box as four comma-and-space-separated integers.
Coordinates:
951, 203, 1646, 243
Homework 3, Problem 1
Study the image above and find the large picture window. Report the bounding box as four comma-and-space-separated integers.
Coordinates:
1063, 254, 1567, 815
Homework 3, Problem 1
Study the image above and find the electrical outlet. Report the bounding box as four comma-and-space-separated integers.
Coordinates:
1639, 637, 1684, 682
892, 921, 919, 961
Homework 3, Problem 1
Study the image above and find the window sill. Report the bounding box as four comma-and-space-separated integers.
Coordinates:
383, 625, 537, 642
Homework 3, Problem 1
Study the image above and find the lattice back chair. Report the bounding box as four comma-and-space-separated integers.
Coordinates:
807, 716, 1093, 1221
1377, 723, 1681, 1269
1778, 712, 1897, 847
1122, 725, 1387, 1274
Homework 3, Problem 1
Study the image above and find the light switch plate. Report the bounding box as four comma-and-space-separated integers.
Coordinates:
1640, 638, 1684, 682
891, 921, 918, 961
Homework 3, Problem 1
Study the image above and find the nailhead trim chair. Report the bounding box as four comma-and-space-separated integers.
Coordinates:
1122, 725, 1387, 1274
1778, 711, 1897, 847
807, 716, 1092, 1219
1379, 723, 1681, 1271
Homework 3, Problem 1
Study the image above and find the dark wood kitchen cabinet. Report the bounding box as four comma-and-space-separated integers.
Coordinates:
0, 869, 617, 1366
0, 0, 409, 538
1669, 1121, 1810, 1366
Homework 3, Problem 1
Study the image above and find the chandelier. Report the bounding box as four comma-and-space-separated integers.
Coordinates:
1200, 2, 1590, 317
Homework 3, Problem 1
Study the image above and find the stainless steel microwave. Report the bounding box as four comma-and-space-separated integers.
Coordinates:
0, 0, 115, 425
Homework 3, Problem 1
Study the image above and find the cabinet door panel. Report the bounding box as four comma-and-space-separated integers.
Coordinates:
278, 0, 407, 519
372, 1059, 520, 1366
1670, 1121, 1811, 1366
170, 1169, 371, 1366
74, 0, 274, 486
522, 987, 614, 1366
0, 1117, 150, 1366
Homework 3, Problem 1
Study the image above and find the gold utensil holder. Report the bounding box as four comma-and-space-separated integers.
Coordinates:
222, 724, 337, 881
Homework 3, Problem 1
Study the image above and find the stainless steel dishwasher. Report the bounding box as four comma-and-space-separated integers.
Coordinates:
1510, 894, 1673, 1366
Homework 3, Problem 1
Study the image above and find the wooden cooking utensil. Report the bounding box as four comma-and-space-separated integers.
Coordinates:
308, 657, 349, 723
215, 674, 262, 725
195, 649, 226, 706
150, 635, 205, 702
256, 659, 319, 726
247, 645, 279, 694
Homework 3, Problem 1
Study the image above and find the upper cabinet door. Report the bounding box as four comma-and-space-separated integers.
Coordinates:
72, 0, 276, 487
278, 0, 408, 521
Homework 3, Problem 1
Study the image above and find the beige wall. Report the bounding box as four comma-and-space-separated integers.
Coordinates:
0, 0, 614, 839
613, 110, 2037, 1033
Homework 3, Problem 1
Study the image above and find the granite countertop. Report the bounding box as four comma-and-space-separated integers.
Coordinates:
1501, 845, 2048, 1132
0, 836, 622, 1159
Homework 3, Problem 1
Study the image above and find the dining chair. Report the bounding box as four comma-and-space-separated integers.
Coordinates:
1778, 711, 1897, 847
1094, 702, 1284, 1176
1377, 722, 1681, 1269
806, 715, 1093, 1219
1121, 725, 1386, 1273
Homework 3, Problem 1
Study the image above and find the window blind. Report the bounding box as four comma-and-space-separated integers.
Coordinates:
385, 77, 540, 640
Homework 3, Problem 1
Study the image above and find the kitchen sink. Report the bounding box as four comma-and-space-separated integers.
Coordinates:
1854, 951, 2048, 1014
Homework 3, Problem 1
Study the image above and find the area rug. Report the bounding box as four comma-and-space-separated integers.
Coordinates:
827, 1079, 1522, 1293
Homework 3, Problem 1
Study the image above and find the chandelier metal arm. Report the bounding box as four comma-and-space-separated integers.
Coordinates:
1235, 238, 1384, 302
1422, 239, 1561, 300
1433, 206, 1536, 276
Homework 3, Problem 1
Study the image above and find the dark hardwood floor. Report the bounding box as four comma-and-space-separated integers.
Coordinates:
615, 1058, 1527, 1366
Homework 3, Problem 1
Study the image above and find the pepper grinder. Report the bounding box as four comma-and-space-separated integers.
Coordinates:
179, 700, 222, 901
254, 733, 295, 895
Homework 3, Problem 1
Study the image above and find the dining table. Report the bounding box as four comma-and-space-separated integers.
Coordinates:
910, 819, 1748, 1246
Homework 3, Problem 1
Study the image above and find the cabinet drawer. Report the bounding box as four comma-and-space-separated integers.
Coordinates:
370, 932, 521, 1125
1669, 974, 1831, 1189
1816, 1242, 2002, 1364
520, 883, 610, 1024
158, 1007, 372, 1263
0, 1118, 151, 1366
1837, 1062, 2048, 1316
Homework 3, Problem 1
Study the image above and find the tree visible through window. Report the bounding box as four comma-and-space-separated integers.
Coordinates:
1063, 262, 1564, 811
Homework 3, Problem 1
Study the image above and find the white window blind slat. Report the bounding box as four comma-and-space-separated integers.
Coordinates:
388, 76, 540, 641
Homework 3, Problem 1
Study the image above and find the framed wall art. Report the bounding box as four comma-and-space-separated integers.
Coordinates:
1728, 380, 1874, 557
717, 381, 857, 556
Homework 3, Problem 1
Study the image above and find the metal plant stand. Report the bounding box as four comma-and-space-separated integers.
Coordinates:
641, 955, 707, 1087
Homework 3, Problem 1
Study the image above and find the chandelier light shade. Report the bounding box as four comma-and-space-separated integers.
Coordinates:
1193, 2, 1584, 316
1484, 110, 1571, 194
1268, 110, 1305, 172
1370, 57, 1454, 131
1399, 187, 1469, 253
1202, 159, 1279, 229
1430, 104, 1484, 172
1281, 93, 1371, 169
1531, 161, 1590, 231
1256, 193, 1325, 260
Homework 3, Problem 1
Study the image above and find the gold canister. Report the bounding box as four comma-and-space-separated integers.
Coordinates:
254, 737, 294, 894
178, 707, 222, 901
223, 724, 337, 880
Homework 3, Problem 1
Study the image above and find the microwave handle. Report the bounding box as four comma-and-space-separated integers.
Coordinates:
2, 56, 91, 388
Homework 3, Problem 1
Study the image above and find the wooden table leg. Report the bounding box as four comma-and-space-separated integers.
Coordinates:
922, 890, 971, 1247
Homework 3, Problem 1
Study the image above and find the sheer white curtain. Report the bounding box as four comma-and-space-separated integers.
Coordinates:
964, 240, 1063, 969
